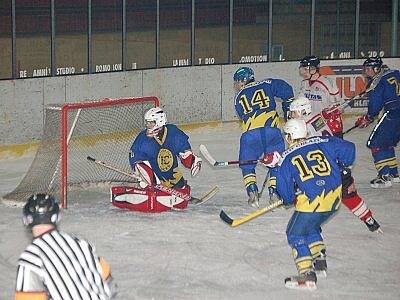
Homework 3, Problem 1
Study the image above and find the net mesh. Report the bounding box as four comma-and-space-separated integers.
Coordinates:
3, 98, 157, 205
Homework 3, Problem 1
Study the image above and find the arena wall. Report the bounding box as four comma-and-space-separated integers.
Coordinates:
0, 58, 399, 156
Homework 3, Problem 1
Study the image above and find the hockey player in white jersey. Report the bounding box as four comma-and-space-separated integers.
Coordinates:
298, 55, 344, 137
286, 97, 381, 233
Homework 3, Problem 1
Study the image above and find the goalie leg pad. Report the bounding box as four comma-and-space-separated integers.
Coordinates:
111, 185, 190, 213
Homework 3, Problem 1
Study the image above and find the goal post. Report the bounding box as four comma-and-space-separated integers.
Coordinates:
3, 96, 159, 208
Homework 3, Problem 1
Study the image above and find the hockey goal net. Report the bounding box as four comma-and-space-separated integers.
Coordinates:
2, 97, 159, 208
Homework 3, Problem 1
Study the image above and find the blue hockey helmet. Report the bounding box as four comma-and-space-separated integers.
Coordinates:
233, 67, 255, 83
23, 194, 60, 227
299, 55, 320, 68
363, 56, 383, 70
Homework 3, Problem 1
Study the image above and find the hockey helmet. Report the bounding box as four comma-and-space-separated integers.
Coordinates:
283, 119, 308, 140
363, 56, 383, 71
23, 194, 60, 227
233, 67, 255, 83
144, 107, 167, 137
299, 55, 320, 69
289, 96, 312, 118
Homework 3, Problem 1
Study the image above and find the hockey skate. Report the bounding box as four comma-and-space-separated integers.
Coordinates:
370, 174, 392, 188
364, 216, 383, 233
313, 250, 327, 277
284, 271, 317, 291
390, 174, 400, 183
247, 191, 259, 208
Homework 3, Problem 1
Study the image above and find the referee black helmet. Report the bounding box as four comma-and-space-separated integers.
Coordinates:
23, 194, 60, 227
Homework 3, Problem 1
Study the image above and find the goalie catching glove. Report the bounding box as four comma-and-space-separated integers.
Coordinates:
179, 150, 202, 177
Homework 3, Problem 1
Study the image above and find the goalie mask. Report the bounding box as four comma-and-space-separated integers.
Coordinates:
289, 97, 312, 119
283, 119, 308, 141
144, 107, 167, 137
23, 194, 60, 228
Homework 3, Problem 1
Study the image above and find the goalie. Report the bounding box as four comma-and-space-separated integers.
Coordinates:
111, 107, 202, 213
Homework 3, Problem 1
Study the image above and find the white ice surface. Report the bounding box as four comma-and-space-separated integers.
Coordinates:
1, 117, 400, 300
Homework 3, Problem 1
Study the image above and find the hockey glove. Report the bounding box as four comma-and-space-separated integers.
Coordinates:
133, 161, 160, 187
322, 104, 343, 134
261, 151, 282, 168
246, 183, 259, 208
190, 155, 202, 177
355, 114, 373, 128
179, 150, 202, 177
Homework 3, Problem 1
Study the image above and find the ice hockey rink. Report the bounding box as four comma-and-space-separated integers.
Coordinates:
1, 117, 399, 300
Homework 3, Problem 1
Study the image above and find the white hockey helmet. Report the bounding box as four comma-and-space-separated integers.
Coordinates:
144, 107, 167, 137
289, 96, 312, 118
283, 119, 308, 140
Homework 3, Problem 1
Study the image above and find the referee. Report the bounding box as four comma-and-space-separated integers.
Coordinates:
15, 194, 114, 300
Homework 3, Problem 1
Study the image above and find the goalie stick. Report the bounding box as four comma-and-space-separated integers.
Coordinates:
219, 199, 283, 227
199, 144, 259, 167
87, 156, 218, 205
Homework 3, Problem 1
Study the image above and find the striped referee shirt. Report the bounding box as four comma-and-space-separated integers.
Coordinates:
15, 229, 112, 300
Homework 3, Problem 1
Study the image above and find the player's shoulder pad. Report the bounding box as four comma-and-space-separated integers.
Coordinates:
280, 137, 329, 164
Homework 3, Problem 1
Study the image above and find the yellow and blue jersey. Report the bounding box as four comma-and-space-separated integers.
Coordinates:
274, 136, 355, 213
367, 69, 400, 118
234, 78, 293, 132
129, 124, 191, 188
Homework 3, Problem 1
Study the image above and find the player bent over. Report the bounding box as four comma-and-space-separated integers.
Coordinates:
354, 56, 400, 188
111, 107, 202, 212
298, 55, 344, 137
286, 97, 381, 232
233, 66, 293, 208
16, 194, 113, 299
272, 119, 356, 290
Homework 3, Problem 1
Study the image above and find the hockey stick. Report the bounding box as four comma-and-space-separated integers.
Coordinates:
343, 124, 359, 135
219, 199, 284, 227
199, 144, 259, 167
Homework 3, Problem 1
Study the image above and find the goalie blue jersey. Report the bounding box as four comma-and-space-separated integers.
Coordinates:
367, 69, 400, 118
129, 124, 191, 188
274, 136, 356, 213
234, 78, 293, 132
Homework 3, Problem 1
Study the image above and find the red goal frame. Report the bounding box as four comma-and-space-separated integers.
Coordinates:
60, 97, 160, 208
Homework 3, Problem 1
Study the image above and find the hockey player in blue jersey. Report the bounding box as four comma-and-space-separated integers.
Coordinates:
273, 119, 356, 290
111, 107, 202, 212
233, 66, 293, 208
354, 56, 400, 188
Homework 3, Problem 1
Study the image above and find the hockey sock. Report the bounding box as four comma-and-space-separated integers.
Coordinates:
342, 193, 372, 222
308, 241, 326, 260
